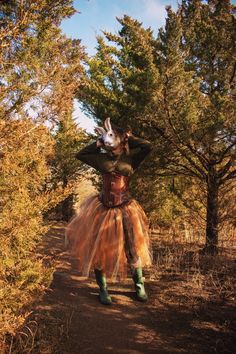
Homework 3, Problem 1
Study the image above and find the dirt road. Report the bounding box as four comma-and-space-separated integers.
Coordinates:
22, 223, 235, 354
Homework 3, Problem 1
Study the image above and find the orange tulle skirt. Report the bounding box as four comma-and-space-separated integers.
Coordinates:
65, 193, 153, 280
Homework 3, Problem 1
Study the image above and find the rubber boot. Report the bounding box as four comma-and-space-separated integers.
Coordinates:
132, 267, 148, 302
94, 268, 112, 305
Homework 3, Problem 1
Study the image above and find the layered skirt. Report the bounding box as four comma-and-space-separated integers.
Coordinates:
65, 193, 153, 280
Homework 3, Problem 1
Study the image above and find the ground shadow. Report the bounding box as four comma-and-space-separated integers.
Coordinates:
8, 223, 236, 354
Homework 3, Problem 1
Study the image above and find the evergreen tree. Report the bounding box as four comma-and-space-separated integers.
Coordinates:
80, 15, 159, 132
79, 1, 236, 253
51, 102, 89, 221
0, 0, 86, 343
0, 0, 84, 124
151, 0, 236, 253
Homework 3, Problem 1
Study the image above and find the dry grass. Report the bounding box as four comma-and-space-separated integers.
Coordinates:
1, 225, 236, 354
4, 308, 76, 354
151, 229, 236, 308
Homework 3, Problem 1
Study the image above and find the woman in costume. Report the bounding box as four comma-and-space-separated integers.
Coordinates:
65, 118, 153, 305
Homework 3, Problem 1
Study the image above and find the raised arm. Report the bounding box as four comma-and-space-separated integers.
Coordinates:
75, 140, 102, 170
128, 135, 153, 170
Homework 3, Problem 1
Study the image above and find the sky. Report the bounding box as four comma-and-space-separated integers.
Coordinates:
60, 0, 236, 133
61, 0, 177, 56
60, 0, 179, 133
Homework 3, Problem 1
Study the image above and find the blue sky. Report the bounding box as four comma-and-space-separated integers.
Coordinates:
61, 0, 178, 56
61, 0, 178, 133
60, 0, 235, 133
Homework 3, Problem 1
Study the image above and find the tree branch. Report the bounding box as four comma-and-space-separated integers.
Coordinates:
163, 75, 209, 170
229, 60, 236, 84
216, 139, 236, 164
150, 122, 206, 180
220, 169, 236, 185
217, 157, 233, 179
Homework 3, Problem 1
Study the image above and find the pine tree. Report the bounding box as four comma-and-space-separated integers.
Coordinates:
51, 102, 88, 221
178, 0, 236, 251
0, 0, 86, 343
79, 1, 236, 254
150, 0, 236, 253
80, 15, 159, 132
0, 0, 84, 124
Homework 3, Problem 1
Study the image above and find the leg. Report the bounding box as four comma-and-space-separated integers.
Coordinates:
94, 268, 112, 305
131, 266, 148, 302
122, 219, 148, 302
127, 254, 148, 302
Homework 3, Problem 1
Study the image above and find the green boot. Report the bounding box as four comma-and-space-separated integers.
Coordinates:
94, 269, 112, 305
132, 267, 148, 302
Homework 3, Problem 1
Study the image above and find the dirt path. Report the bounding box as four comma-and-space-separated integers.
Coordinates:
21, 223, 235, 354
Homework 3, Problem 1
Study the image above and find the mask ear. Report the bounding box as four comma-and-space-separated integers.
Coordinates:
104, 117, 112, 131
94, 126, 106, 135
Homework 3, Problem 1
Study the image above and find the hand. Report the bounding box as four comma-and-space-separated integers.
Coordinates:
96, 138, 104, 148
124, 129, 133, 142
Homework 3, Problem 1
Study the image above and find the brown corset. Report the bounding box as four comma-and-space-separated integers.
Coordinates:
99, 172, 132, 208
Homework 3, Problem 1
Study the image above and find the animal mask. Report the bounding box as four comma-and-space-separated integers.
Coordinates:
94, 117, 122, 151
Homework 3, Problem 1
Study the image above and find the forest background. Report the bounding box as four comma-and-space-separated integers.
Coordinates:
0, 0, 235, 349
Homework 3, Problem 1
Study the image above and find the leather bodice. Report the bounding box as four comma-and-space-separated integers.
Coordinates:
99, 172, 132, 208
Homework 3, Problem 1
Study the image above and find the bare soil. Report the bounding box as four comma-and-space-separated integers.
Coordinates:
11, 223, 236, 354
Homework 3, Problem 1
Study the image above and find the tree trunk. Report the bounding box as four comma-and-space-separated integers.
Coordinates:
204, 167, 219, 254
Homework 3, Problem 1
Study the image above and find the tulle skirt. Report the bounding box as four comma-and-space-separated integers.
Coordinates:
65, 192, 153, 281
